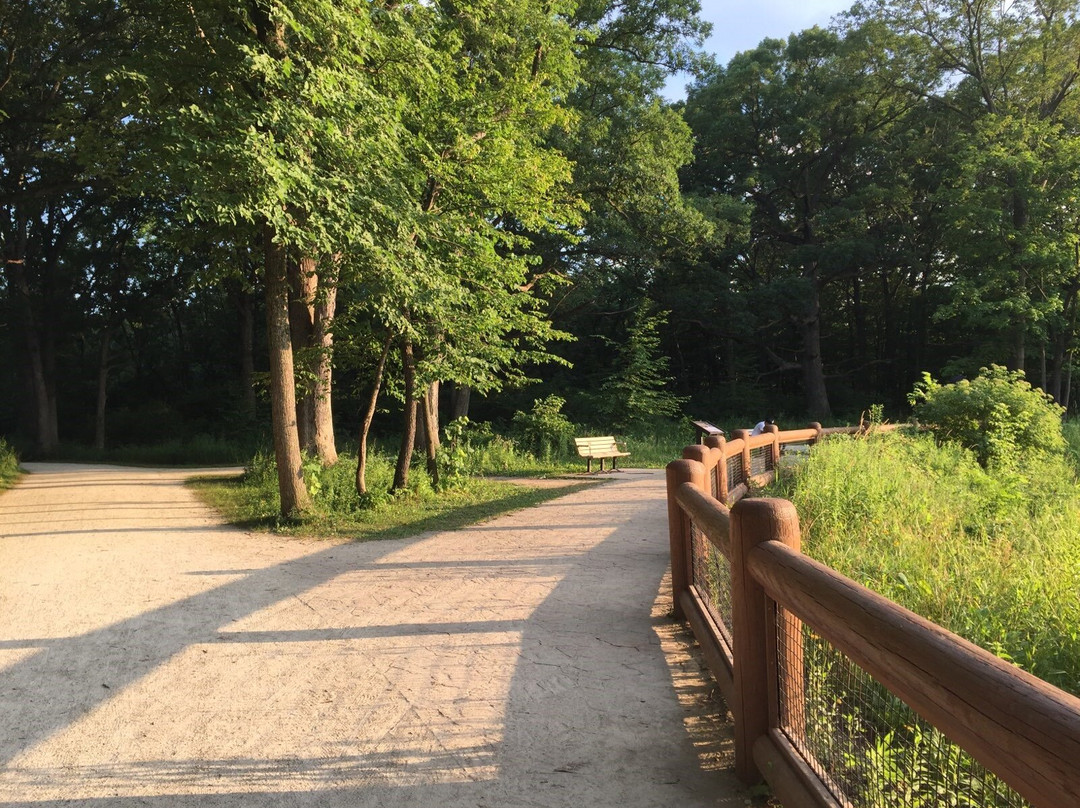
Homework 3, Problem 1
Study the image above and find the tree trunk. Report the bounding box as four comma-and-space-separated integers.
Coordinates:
5, 213, 59, 452
230, 281, 258, 419
422, 380, 440, 485
94, 325, 111, 451
450, 383, 471, 421
288, 256, 316, 452
1011, 186, 1029, 374
799, 274, 832, 421
288, 255, 338, 465
311, 259, 338, 465
852, 275, 866, 366
393, 338, 418, 491
1064, 351, 1074, 415
264, 224, 310, 517
356, 335, 392, 496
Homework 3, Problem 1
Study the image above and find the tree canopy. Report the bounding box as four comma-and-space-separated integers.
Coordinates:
4, 0, 1080, 504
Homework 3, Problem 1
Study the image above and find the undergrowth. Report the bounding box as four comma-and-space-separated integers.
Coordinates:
191, 449, 598, 539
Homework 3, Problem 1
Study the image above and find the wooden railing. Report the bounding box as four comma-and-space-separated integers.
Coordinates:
666, 425, 1080, 808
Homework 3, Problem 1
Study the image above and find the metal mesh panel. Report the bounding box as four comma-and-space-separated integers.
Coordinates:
776, 613, 1029, 808
710, 465, 720, 499
750, 445, 773, 476
689, 520, 733, 645
726, 454, 745, 492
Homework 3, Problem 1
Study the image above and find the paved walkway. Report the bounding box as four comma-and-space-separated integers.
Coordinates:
0, 463, 748, 807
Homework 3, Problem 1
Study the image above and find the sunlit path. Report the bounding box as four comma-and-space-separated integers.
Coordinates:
0, 463, 747, 806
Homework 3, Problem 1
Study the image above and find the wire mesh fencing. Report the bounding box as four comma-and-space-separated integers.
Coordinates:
690, 519, 733, 647
749, 444, 773, 476
775, 611, 1030, 808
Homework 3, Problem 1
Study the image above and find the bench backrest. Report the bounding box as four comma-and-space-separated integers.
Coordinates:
574, 436, 619, 456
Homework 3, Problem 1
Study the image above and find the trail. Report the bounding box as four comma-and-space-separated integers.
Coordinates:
0, 463, 746, 806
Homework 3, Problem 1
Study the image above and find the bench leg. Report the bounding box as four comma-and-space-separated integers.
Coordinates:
600, 458, 605, 472
586, 457, 592, 473
612, 456, 618, 471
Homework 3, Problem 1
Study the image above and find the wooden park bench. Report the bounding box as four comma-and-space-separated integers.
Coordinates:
574, 436, 630, 473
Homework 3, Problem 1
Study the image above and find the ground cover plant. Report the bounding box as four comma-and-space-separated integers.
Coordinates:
191, 447, 599, 540
190, 412, 692, 539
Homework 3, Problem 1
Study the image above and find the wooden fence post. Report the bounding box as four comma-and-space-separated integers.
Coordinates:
666, 459, 705, 620
764, 422, 781, 469
808, 421, 823, 445
732, 428, 752, 485
730, 497, 802, 784
714, 437, 729, 503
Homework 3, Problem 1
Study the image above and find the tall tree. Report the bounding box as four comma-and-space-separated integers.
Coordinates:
856, 0, 1080, 379
125, 0, 422, 515
684, 25, 921, 419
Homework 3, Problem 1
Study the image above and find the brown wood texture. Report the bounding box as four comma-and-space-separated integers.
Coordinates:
749, 541, 1080, 808
778, 428, 820, 444
681, 589, 735, 706
753, 731, 849, 808
730, 498, 801, 784
682, 444, 724, 499
673, 481, 731, 558
665, 460, 704, 620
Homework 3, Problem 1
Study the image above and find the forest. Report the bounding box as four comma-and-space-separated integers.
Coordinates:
3, 0, 1080, 513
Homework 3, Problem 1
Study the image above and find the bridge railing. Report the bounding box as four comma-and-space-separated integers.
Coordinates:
667, 426, 1080, 808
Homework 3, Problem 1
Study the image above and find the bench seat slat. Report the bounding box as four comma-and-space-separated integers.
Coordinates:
574, 436, 630, 472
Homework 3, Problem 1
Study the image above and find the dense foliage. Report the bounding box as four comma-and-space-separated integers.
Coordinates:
910, 366, 1067, 467
0, 438, 18, 488
4, 0, 1080, 512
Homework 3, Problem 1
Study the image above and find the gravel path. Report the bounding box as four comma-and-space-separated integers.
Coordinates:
0, 463, 747, 807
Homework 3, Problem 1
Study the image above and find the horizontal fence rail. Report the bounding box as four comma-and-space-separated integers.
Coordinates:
666, 424, 1080, 808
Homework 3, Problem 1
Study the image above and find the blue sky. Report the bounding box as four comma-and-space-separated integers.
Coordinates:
664, 0, 854, 99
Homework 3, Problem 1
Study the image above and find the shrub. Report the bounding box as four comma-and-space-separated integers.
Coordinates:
435, 417, 477, 490
510, 395, 576, 460
909, 365, 1065, 468
0, 437, 19, 488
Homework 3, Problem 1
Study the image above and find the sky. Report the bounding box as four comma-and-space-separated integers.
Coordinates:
664, 0, 855, 99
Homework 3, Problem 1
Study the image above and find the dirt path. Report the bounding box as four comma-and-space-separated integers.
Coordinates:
0, 463, 747, 807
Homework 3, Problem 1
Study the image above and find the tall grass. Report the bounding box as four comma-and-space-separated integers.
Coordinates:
769, 430, 1080, 695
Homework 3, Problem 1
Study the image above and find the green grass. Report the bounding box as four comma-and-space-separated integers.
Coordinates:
768, 429, 1080, 695
190, 449, 599, 540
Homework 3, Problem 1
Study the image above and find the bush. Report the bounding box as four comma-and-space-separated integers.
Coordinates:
909, 365, 1065, 468
510, 395, 576, 460
0, 437, 19, 488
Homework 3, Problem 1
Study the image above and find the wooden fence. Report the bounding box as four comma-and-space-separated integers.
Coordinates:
666, 424, 1080, 807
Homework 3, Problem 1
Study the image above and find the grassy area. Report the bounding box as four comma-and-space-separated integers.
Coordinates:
191, 449, 600, 540
768, 429, 1080, 695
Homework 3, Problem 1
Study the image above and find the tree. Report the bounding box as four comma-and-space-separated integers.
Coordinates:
684, 25, 920, 419
123, 0, 424, 515
0, 0, 133, 451
856, 0, 1080, 380
598, 303, 687, 430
